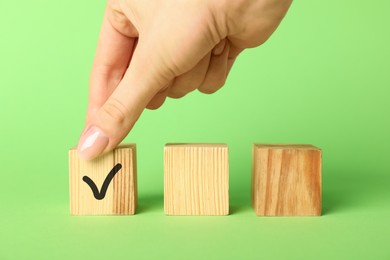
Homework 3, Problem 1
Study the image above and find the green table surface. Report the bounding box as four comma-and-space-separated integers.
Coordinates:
1, 0, 389, 259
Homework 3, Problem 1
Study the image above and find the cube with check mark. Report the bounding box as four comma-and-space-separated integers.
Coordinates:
69, 144, 137, 215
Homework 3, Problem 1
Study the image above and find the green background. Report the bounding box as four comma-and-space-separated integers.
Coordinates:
1, 0, 389, 259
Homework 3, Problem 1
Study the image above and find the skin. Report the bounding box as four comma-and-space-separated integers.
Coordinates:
77, 0, 292, 160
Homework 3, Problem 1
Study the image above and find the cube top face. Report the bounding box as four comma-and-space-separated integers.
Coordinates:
165, 143, 227, 147
254, 144, 321, 151
164, 144, 229, 216
252, 144, 322, 216
69, 144, 137, 215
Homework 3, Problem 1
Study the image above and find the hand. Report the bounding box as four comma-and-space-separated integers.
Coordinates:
77, 0, 292, 160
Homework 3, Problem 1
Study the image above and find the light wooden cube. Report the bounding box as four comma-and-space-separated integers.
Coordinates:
252, 144, 322, 216
69, 144, 137, 215
164, 144, 229, 216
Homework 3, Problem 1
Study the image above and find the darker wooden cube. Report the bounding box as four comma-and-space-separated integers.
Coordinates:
252, 144, 322, 216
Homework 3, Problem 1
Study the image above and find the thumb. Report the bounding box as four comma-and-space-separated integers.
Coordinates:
77, 40, 167, 160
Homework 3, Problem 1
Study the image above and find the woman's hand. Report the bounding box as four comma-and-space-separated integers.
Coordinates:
77, 0, 292, 160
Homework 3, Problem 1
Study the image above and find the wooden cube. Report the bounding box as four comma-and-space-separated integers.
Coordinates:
252, 144, 322, 216
69, 144, 137, 215
164, 144, 229, 215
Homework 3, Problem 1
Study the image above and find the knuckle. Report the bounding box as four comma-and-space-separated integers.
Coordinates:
146, 101, 164, 110
100, 98, 128, 126
90, 64, 123, 86
158, 55, 186, 80
198, 87, 217, 95
107, 2, 138, 37
168, 91, 186, 99
146, 94, 167, 110
218, 78, 227, 88
199, 80, 226, 95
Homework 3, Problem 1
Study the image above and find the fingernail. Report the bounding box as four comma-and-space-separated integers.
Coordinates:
213, 40, 226, 55
77, 126, 109, 160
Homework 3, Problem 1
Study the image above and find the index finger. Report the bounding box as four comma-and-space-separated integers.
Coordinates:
86, 8, 137, 123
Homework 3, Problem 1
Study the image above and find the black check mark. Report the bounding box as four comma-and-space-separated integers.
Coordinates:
82, 163, 122, 200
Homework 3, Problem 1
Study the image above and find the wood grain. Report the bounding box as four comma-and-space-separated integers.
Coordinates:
69, 144, 137, 215
164, 144, 229, 215
252, 144, 322, 216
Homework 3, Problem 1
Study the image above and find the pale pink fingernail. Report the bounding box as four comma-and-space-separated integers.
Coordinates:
77, 126, 109, 160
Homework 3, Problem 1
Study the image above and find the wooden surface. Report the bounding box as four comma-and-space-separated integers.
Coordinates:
252, 144, 322, 216
69, 144, 137, 215
164, 144, 229, 215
